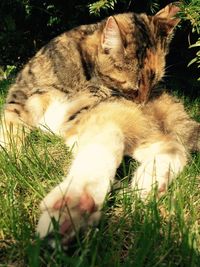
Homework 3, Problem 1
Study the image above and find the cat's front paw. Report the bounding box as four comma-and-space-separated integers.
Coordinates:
37, 179, 101, 244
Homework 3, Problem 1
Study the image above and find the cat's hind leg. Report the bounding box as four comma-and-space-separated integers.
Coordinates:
0, 90, 66, 150
131, 138, 187, 199
0, 103, 32, 150
0, 88, 52, 150
37, 123, 124, 244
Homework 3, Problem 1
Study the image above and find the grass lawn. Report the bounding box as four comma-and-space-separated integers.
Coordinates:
0, 79, 199, 267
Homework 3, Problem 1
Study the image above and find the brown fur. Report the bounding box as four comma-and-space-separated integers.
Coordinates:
145, 93, 200, 151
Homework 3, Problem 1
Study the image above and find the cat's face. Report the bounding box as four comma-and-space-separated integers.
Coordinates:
95, 3, 180, 102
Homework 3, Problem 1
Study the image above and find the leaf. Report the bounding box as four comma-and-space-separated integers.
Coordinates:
189, 41, 200, 49
88, 0, 117, 16
188, 58, 197, 67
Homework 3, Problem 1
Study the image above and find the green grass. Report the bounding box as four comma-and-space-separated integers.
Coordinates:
0, 80, 199, 267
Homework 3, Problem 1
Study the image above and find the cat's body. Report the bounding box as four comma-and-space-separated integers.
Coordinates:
0, 4, 180, 149
1, 3, 199, 244
37, 92, 199, 243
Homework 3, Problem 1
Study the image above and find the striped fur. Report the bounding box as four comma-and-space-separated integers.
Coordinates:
1, 4, 181, 149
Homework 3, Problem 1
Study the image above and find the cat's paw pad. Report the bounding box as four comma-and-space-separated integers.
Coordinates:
37, 186, 100, 244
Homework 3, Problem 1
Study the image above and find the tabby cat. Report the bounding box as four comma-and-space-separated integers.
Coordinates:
1, 3, 199, 244
0, 3, 180, 148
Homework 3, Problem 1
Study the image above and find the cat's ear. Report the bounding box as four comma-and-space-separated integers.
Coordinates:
154, 3, 180, 34
101, 16, 124, 53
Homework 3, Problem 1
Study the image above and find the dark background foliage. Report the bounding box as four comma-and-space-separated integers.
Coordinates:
0, 0, 199, 96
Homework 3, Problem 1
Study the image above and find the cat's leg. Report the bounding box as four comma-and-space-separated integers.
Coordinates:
0, 88, 52, 150
0, 92, 52, 150
0, 90, 72, 150
37, 123, 124, 243
131, 139, 187, 199
0, 103, 31, 150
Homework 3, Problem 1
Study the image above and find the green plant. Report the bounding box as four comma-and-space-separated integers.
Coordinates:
0, 65, 16, 80
88, 0, 118, 16
179, 0, 200, 80
188, 38, 200, 80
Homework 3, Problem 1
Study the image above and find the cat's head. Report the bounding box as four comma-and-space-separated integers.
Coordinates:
94, 3, 180, 102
